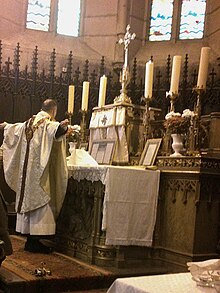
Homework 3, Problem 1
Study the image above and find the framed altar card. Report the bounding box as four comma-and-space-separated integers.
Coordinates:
139, 138, 162, 166
90, 139, 116, 165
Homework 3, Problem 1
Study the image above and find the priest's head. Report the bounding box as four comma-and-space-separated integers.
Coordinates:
41, 99, 57, 120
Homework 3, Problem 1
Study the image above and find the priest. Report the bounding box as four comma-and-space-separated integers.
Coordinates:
0, 99, 69, 253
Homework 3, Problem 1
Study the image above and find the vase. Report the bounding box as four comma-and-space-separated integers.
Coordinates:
170, 134, 183, 157
68, 142, 77, 164
69, 142, 77, 154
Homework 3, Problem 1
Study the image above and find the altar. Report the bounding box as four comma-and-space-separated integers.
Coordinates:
55, 165, 160, 267
54, 155, 220, 270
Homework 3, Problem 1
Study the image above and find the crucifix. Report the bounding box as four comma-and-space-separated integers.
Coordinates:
114, 24, 136, 104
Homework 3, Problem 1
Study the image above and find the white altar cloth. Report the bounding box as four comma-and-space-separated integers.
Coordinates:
68, 165, 160, 247
107, 272, 216, 293
68, 165, 107, 184
102, 166, 160, 246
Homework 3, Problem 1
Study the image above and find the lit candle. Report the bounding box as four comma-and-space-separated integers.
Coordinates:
170, 55, 182, 94
144, 60, 154, 99
98, 75, 107, 107
68, 85, 74, 113
81, 81, 90, 111
197, 47, 211, 89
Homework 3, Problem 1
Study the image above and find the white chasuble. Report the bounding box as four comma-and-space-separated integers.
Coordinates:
2, 111, 68, 233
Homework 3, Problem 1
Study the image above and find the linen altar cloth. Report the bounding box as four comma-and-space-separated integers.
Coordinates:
102, 166, 160, 246
67, 165, 160, 246
68, 165, 107, 184
107, 272, 214, 293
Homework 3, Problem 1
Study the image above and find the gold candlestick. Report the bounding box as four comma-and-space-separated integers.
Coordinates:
143, 96, 151, 142
166, 91, 178, 113
187, 87, 205, 155
66, 112, 73, 125
193, 86, 205, 118
80, 109, 87, 143
66, 112, 73, 126
65, 111, 74, 156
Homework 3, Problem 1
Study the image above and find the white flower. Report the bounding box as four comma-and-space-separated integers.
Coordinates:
70, 124, 81, 132
165, 111, 181, 120
182, 109, 195, 118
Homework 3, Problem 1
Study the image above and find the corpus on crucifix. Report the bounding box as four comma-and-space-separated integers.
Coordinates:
114, 24, 136, 104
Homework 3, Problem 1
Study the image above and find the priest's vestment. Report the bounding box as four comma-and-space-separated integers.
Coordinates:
2, 111, 68, 235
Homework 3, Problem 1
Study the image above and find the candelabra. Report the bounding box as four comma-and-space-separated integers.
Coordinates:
166, 91, 178, 113
193, 87, 204, 118
66, 112, 73, 126
80, 109, 87, 143
143, 96, 152, 142
65, 112, 73, 156
187, 87, 204, 155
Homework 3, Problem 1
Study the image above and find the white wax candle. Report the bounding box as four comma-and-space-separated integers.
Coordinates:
170, 55, 182, 94
98, 75, 107, 107
197, 47, 211, 89
81, 81, 90, 111
144, 60, 154, 99
68, 85, 74, 113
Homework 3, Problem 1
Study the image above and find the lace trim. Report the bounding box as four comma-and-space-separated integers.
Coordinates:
68, 166, 107, 184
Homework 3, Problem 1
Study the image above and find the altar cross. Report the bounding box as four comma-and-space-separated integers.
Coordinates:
119, 24, 136, 68
114, 24, 136, 104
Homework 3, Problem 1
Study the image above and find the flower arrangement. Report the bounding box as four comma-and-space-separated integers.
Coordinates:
164, 109, 195, 134
67, 124, 81, 144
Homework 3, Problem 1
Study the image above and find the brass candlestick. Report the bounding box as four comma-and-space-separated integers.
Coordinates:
166, 91, 178, 113
80, 109, 87, 143
193, 86, 205, 118
65, 112, 73, 156
143, 96, 151, 142
187, 87, 205, 155
66, 112, 73, 126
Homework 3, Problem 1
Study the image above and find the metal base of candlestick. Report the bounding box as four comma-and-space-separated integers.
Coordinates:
80, 110, 87, 143
166, 91, 178, 113
186, 87, 205, 156
66, 112, 73, 125
193, 87, 205, 118
143, 96, 151, 141
114, 92, 132, 104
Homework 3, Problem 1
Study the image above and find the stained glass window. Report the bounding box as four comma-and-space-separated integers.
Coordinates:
26, 0, 51, 31
149, 0, 174, 41
179, 0, 206, 39
57, 0, 81, 37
